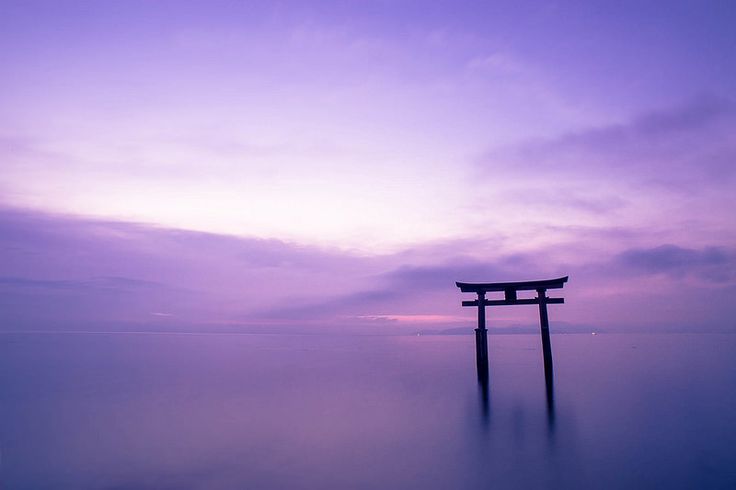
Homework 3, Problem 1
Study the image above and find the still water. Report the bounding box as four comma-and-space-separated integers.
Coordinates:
0, 332, 734, 489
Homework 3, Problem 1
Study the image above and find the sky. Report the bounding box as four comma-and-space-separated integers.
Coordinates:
1, 0, 735, 333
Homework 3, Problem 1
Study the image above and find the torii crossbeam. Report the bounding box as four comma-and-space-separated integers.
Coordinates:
456, 276, 568, 380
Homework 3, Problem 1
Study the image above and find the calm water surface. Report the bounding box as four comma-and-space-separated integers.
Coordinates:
0, 332, 734, 489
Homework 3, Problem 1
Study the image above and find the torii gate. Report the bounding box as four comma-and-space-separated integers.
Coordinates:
456, 276, 568, 380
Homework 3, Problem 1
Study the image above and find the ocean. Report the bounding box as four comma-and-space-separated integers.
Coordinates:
0, 331, 734, 489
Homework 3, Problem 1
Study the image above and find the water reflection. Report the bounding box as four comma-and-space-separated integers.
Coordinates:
475, 336, 557, 434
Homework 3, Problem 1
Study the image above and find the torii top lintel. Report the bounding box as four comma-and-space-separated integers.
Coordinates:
455, 276, 568, 294
456, 276, 568, 307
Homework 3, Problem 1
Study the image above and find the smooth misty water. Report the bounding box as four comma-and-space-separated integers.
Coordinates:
0, 332, 734, 489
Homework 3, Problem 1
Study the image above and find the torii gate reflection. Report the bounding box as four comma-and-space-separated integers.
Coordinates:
455, 276, 568, 392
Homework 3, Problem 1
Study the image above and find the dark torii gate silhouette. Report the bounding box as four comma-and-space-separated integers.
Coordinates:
456, 276, 568, 382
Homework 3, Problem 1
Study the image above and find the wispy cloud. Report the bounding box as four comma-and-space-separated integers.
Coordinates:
483, 95, 736, 187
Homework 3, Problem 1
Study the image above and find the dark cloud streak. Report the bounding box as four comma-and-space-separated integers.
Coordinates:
615, 244, 736, 282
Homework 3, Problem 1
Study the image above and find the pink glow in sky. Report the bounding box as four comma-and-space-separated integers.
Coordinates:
1, 1, 735, 332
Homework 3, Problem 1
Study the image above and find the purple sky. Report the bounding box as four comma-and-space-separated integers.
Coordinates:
1, 1, 735, 332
